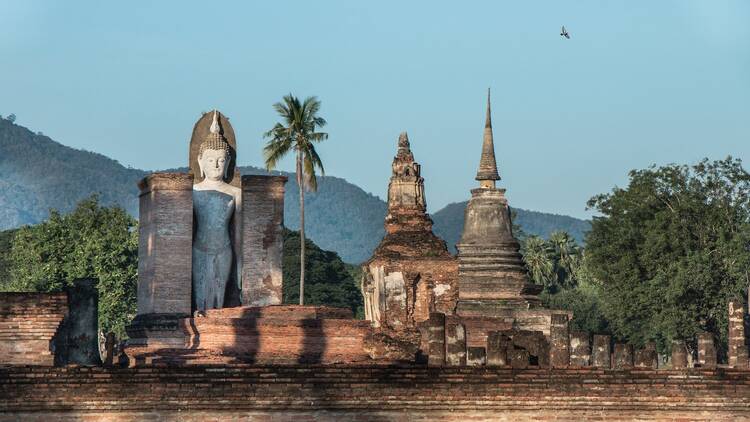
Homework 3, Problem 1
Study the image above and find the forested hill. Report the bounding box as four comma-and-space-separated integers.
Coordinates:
0, 117, 146, 229
432, 201, 591, 254
0, 117, 589, 263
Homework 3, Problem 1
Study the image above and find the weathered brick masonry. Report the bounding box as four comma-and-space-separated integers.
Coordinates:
2, 366, 750, 420
0, 293, 67, 366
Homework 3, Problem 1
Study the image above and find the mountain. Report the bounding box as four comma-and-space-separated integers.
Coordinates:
0, 117, 589, 263
431, 201, 590, 254
0, 118, 146, 229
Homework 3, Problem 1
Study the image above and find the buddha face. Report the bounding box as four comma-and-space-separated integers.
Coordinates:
198, 149, 229, 182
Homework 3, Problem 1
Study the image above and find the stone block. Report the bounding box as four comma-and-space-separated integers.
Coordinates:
671, 340, 689, 369
569, 331, 591, 366
509, 348, 530, 369
444, 316, 466, 366
592, 335, 611, 368
241, 175, 287, 306
136, 173, 193, 316
467, 347, 486, 366
486, 331, 511, 366
697, 331, 717, 369
634, 342, 658, 369
549, 313, 570, 368
728, 300, 748, 368
613, 343, 634, 369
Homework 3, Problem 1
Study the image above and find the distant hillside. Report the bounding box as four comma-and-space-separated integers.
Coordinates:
0, 118, 146, 229
432, 201, 590, 253
0, 117, 589, 263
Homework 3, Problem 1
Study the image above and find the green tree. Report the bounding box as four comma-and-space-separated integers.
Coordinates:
264, 94, 328, 305
281, 228, 362, 315
1, 196, 138, 338
586, 157, 750, 356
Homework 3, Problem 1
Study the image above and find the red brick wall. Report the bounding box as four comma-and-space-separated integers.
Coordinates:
0, 293, 68, 366
1, 366, 750, 420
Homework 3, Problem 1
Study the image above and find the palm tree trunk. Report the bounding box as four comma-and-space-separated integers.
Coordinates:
297, 150, 305, 306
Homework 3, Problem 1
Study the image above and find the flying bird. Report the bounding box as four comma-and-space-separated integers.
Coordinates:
560, 26, 570, 39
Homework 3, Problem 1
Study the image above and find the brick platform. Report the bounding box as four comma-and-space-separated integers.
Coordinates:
125, 306, 373, 365
0, 293, 68, 366
1, 365, 750, 420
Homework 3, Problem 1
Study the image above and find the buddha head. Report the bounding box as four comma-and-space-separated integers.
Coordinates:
197, 111, 231, 182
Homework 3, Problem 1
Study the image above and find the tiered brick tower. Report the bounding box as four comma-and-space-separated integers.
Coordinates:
456, 90, 542, 317
455, 90, 565, 348
362, 133, 457, 331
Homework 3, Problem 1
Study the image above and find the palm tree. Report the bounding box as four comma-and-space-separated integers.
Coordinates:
549, 231, 579, 288
264, 94, 328, 306
521, 235, 555, 288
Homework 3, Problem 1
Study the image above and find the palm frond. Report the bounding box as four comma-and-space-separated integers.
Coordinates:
302, 153, 318, 192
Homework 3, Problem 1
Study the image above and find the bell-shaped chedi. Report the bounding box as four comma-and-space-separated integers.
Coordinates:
362, 133, 457, 331
456, 89, 543, 318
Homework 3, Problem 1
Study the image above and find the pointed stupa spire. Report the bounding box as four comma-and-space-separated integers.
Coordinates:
398, 131, 410, 151
475, 88, 500, 184
209, 110, 220, 134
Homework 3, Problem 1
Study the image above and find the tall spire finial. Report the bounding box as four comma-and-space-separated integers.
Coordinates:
209, 110, 220, 134
475, 88, 500, 184
485, 88, 492, 128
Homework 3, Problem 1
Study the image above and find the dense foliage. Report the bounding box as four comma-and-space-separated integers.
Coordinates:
586, 158, 750, 356
281, 228, 363, 316
0, 196, 138, 338
520, 231, 610, 334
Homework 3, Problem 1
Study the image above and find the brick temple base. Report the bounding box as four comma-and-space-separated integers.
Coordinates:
125, 305, 373, 365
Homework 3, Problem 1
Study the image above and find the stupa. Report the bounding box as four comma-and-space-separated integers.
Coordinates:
362, 132, 457, 332
455, 90, 570, 350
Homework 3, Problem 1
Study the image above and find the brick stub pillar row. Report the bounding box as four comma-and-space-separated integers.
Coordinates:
240, 175, 287, 306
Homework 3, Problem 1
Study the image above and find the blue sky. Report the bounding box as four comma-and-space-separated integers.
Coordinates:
2, 1, 748, 218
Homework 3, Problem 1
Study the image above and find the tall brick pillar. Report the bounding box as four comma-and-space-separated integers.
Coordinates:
240, 175, 287, 306
126, 173, 193, 351
728, 300, 748, 368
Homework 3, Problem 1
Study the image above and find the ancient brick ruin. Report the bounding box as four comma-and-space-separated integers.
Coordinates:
361, 132, 457, 334
3, 104, 750, 419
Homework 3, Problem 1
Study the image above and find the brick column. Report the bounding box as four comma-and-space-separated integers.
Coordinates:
671, 340, 688, 369
634, 342, 658, 369
417, 312, 446, 366
728, 300, 748, 368
135, 173, 193, 316
592, 335, 611, 368
241, 175, 287, 306
487, 331, 511, 366
613, 343, 634, 369
549, 313, 570, 367
569, 331, 591, 366
697, 331, 717, 369
126, 173, 193, 354
445, 316, 467, 366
